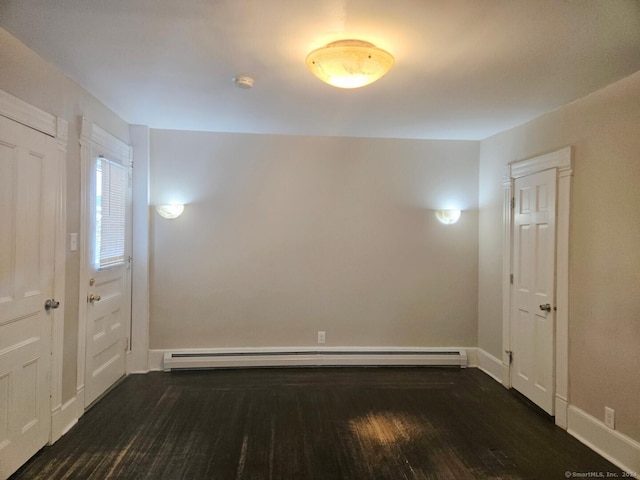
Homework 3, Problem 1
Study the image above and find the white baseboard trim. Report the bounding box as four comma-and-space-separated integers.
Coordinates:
555, 395, 568, 429
149, 347, 475, 372
126, 349, 149, 374
76, 385, 85, 419
128, 368, 151, 374
568, 405, 640, 474
476, 348, 509, 385
148, 349, 165, 371
465, 347, 478, 367
50, 395, 79, 443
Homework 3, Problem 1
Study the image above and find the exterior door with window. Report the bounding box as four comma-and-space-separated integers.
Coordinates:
84, 140, 132, 407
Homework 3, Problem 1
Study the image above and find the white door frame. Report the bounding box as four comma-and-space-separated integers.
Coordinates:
0, 89, 68, 442
129, 125, 150, 374
78, 116, 132, 409
502, 146, 572, 428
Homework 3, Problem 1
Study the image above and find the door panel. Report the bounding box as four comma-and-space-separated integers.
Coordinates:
85, 268, 128, 405
0, 115, 56, 479
511, 169, 556, 414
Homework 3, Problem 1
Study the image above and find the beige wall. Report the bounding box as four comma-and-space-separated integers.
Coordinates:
0, 28, 130, 402
150, 130, 479, 349
478, 72, 640, 442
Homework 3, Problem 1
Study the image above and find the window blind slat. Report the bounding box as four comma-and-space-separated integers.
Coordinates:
95, 158, 127, 268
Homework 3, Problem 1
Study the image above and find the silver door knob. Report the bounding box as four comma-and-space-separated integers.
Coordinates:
45, 299, 60, 311
539, 303, 551, 312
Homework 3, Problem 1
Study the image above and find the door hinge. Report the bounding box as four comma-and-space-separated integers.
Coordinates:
127, 256, 133, 270
505, 350, 513, 365
510, 273, 514, 285
125, 337, 130, 351
510, 197, 515, 209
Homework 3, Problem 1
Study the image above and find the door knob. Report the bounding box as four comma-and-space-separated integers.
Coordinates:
44, 299, 60, 311
539, 303, 551, 313
88, 294, 101, 303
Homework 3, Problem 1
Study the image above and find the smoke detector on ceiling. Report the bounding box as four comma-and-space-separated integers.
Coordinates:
233, 75, 254, 89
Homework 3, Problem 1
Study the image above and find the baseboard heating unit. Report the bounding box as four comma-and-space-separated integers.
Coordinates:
162, 348, 468, 372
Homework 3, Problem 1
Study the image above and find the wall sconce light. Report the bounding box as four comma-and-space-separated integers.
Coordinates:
435, 209, 461, 225
156, 204, 184, 219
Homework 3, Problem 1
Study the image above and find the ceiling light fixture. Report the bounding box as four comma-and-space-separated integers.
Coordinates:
305, 40, 394, 89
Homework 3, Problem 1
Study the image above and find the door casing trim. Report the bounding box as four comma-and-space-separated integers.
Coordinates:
502, 146, 573, 428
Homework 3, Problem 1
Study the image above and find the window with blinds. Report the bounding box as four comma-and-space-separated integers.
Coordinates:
95, 157, 127, 268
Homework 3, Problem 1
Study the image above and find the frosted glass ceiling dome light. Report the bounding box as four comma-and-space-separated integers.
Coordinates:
156, 204, 184, 219
306, 40, 395, 89
435, 209, 461, 225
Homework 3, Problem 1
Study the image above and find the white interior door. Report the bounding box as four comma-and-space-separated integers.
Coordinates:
84, 143, 132, 408
0, 115, 57, 478
510, 168, 557, 414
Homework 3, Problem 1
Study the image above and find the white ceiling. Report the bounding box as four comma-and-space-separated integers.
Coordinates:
1, 0, 639, 140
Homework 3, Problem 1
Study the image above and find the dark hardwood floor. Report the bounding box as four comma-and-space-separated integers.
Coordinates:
11, 367, 622, 479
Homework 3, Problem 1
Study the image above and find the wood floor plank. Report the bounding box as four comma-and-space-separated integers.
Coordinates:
9, 368, 624, 479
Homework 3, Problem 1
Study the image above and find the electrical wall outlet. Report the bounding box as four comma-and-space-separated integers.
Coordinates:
604, 407, 615, 429
317, 331, 326, 344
